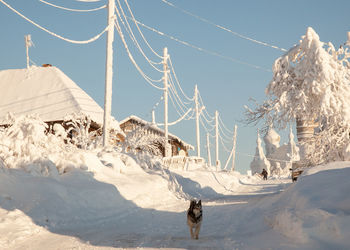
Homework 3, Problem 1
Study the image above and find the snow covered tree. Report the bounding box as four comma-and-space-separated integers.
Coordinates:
245, 27, 350, 166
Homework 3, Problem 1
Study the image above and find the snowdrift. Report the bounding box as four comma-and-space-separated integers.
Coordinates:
0, 116, 350, 249
248, 162, 350, 249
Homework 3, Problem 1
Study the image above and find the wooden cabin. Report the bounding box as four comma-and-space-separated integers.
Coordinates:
0, 66, 124, 141
120, 115, 194, 157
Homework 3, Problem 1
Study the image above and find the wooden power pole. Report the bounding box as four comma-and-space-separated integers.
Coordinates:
103, 0, 116, 146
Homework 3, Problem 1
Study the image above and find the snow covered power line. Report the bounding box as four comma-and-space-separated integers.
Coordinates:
160, 0, 287, 52
0, 0, 108, 44
38, 0, 106, 12
125, 16, 271, 72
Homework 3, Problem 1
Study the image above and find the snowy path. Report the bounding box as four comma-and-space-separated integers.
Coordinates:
0, 165, 292, 250
55, 178, 291, 249
89, 179, 290, 249
1, 118, 350, 249
2, 156, 350, 249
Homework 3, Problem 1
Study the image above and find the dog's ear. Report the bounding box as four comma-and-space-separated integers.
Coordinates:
198, 200, 202, 206
190, 200, 195, 207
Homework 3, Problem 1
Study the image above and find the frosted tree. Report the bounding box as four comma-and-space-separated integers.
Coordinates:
122, 125, 164, 157
245, 27, 350, 165
250, 130, 270, 175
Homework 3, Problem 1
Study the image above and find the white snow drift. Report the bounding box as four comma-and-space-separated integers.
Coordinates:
0, 116, 349, 249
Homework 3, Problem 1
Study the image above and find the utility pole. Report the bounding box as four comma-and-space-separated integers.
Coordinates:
25, 35, 33, 69
194, 84, 200, 157
231, 125, 238, 172
206, 133, 211, 167
103, 0, 116, 147
151, 109, 156, 125
215, 110, 219, 171
163, 47, 169, 157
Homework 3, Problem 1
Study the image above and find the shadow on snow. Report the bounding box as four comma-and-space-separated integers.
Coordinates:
0, 167, 288, 249
0, 168, 222, 248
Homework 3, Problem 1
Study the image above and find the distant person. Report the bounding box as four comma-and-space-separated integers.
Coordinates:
261, 169, 268, 180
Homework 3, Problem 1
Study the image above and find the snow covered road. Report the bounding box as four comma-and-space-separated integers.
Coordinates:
68, 178, 290, 249
0, 164, 291, 250
1, 153, 350, 249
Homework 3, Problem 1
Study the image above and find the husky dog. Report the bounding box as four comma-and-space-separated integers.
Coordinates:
187, 200, 202, 239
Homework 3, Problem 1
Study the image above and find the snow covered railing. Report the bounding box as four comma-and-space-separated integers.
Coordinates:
162, 156, 205, 170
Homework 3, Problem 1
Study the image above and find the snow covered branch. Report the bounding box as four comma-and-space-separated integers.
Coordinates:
64, 113, 101, 150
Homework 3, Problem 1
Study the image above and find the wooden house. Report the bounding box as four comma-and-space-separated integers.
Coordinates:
120, 115, 194, 157
0, 65, 124, 141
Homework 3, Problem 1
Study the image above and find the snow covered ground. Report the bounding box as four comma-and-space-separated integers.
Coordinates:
0, 118, 350, 249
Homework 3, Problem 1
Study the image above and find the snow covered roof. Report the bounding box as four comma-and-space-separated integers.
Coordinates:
0, 66, 120, 129
120, 115, 194, 150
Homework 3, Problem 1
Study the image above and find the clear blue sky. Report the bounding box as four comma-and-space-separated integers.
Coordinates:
0, 0, 349, 173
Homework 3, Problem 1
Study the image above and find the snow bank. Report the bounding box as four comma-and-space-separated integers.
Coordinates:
1, 116, 350, 249
263, 162, 350, 248
0, 115, 129, 177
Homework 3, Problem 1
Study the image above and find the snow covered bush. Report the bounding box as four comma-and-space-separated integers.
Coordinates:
245, 27, 350, 166
1, 114, 49, 159
0, 114, 101, 175
0, 115, 66, 173
122, 125, 164, 157
120, 125, 167, 170
0, 114, 134, 177
64, 113, 102, 150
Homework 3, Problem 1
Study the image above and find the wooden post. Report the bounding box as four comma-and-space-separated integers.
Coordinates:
25, 35, 33, 69
103, 0, 116, 147
206, 133, 211, 167
195, 84, 200, 157
215, 110, 219, 171
163, 47, 169, 157
231, 125, 237, 172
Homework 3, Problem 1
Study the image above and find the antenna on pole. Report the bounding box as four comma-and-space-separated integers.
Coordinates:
25, 34, 33, 69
